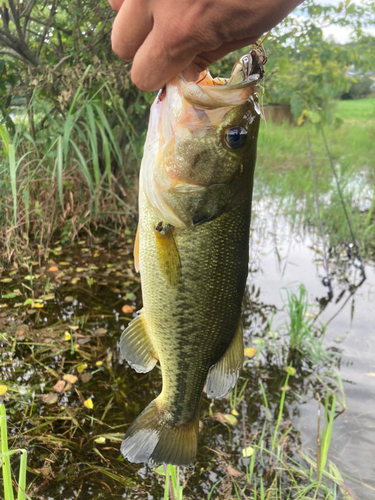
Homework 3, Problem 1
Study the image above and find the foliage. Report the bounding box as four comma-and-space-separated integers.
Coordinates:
263, 0, 375, 125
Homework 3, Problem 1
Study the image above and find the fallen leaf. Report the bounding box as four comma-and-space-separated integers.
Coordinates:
0, 278, 12, 283
125, 292, 136, 301
0, 384, 8, 395
53, 380, 66, 393
94, 436, 106, 444
95, 328, 107, 335
64, 331, 71, 341
64, 296, 74, 303
34, 303, 44, 309
48, 266, 59, 272
281, 385, 290, 392
84, 398, 93, 409
305, 312, 316, 318
122, 305, 134, 314
71, 277, 80, 285
2, 293, 16, 299
76, 267, 86, 273
242, 446, 254, 458
77, 363, 88, 374
26, 309, 36, 315
80, 372, 92, 383
244, 347, 257, 358
39, 293, 55, 301
59, 262, 71, 266
63, 374, 78, 384
227, 465, 243, 477
231, 409, 239, 416
68, 325, 79, 331
41, 393, 58, 404
214, 412, 237, 426
95, 361, 103, 366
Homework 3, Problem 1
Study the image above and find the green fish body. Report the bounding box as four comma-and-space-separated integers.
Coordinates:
120, 52, 262, 466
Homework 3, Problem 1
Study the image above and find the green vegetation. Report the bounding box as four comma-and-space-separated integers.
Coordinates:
0, 404, 28, 500
255, 98, 375, 255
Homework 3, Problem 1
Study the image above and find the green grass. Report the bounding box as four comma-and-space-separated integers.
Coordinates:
256, 99, 375, 256
335, 97, 375, 121
0, 404, 28, 500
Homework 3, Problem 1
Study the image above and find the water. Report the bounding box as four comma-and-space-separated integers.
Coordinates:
0, 195, 374, 498
250, 196, 375, 498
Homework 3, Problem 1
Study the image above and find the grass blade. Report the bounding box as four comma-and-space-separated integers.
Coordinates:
1, 404, 15, 500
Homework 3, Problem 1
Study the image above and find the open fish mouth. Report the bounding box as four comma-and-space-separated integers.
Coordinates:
182, 47, 267, 109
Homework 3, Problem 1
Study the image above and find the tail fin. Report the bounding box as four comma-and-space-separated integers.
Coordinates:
121, 398, 198, 467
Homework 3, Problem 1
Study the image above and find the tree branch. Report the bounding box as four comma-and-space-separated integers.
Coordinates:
20, 0, 38, 19
37, 0, 57, 57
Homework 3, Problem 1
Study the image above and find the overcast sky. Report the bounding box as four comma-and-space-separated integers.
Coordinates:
292, 0, 375, 42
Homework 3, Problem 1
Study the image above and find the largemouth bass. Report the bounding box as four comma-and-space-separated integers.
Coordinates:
120, 49, 264, 467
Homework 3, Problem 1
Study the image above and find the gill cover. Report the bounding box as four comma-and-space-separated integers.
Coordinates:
140, 54, 262, 229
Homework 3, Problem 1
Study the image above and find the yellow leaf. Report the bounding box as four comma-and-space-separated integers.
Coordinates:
244, 347, 257, 358
34, 302, 44, 308
77, 363, 87, 374
304, 312, 316, 318
94, 436, 106, 444
39, 294, 55, 301
95, 361, 103, 366
242, 446, 254, 458
84, 398, 93, 409
64, 331, 71, 341
214, 412, 237, 426
0, 384, 8, 395
231, 409, 239, 416
63, 374, 78, 384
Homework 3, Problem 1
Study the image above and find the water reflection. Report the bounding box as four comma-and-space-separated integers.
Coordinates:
249, 195, 375, 498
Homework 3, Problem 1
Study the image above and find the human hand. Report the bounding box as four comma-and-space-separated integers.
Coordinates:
109, 0, 303, 91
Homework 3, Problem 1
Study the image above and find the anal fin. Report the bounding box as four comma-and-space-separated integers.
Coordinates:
120, 310, 158, 373
206, 321, 244, 399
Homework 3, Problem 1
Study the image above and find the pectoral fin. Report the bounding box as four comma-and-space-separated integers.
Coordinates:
120, 310, 158, 373
206, 321, 244, 399
155, 222, 181, 287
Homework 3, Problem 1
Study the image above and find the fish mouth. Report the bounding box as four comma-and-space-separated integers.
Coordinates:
181, 47, 266, 111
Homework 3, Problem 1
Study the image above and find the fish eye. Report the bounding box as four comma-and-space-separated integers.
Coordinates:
224, 127, 247, 149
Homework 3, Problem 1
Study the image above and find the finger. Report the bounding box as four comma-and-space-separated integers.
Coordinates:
130, 18, 217, 91
111, 0, 153, 62
108, 0, 124, 11
196, 36, 261, 67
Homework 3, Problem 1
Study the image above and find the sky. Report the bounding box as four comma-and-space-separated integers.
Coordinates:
290, 0, 375, 42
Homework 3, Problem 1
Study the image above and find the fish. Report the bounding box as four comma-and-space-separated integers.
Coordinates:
120, 49, 265, 467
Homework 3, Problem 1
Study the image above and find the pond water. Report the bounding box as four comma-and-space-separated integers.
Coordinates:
250, 194, 375, 499
0, 186, 374, 499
